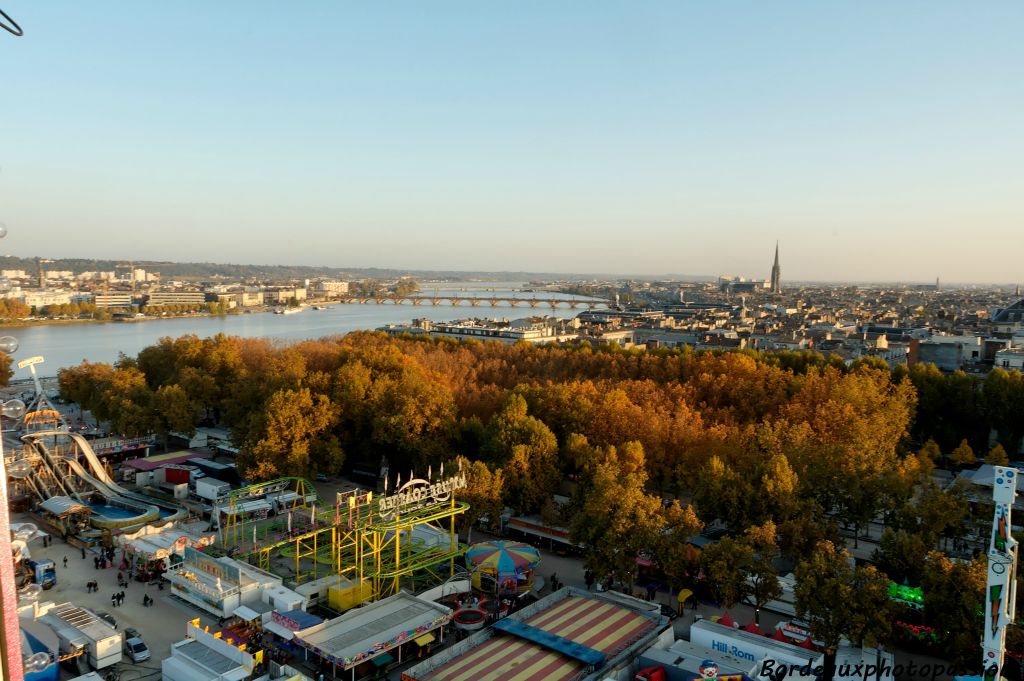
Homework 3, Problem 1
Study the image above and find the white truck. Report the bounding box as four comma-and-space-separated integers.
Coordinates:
690, 619, 821, 678
43, 603, 122, 669
195, 477, 231, 501
689, 619, 894, 681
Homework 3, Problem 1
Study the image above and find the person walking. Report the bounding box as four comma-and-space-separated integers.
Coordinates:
81, 547, 86, 559
111, 594, 117, 608
62, 556, 68, 569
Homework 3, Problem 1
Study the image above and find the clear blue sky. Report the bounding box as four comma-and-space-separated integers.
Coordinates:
0, 2, 1020, 282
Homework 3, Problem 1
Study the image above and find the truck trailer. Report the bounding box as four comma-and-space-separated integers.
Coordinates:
43, 603, 122, 669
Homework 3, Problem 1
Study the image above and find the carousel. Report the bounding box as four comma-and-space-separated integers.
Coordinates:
465, 540, 541, 597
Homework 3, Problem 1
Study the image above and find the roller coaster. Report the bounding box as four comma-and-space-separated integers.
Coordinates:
217, 472, 469, 602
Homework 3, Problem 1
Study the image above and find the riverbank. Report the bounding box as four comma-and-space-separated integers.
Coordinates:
0, 307, 289, 329
0, 285, 586, 380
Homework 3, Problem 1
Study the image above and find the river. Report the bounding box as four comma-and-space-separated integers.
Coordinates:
0, 283, 599, 379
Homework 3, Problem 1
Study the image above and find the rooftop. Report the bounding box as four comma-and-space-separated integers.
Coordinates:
406, 587, 666, 681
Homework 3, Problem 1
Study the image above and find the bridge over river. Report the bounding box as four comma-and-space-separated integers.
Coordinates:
334, 295, 612, 310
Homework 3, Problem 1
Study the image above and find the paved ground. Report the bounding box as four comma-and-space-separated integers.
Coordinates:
16, 520, 222, 679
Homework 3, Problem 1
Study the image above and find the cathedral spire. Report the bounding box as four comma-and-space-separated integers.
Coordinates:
770, 241, 782, 294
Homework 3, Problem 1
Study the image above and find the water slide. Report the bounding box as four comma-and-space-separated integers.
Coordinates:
24, 431, 186, 530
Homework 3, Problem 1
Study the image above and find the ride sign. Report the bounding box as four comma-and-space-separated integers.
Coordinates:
378, 474, 467, 519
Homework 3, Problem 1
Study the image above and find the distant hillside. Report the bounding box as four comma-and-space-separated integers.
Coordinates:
0, 255, 717, 282
0, 256, 559, 282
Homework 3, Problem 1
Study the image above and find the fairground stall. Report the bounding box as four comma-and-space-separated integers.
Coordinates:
168, 547, 284, 618
261, 609, 323, 665
294, 591, 452, 680
117, 524, 216, 582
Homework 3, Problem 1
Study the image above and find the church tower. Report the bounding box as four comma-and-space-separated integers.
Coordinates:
770, 242, 782, 294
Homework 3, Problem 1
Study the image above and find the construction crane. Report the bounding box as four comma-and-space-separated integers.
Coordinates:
115, 262, 136, 295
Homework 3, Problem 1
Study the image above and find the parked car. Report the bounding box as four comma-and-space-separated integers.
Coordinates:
94, 610, 116, 629
124, 635, 150, 663
315, 473, 328, 482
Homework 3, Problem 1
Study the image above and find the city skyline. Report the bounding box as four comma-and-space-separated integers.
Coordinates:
0, 3, 1021, 282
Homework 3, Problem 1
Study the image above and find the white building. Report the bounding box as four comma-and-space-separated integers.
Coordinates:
166, 548, 298, 618
316, 280, 349, 295
21, 290, 74, 308
994, 346, 1024, 372
147, 291, 207, 306
93, 293, 133, 308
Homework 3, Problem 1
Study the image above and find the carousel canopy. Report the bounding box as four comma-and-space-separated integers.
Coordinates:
465, 540, 541, 574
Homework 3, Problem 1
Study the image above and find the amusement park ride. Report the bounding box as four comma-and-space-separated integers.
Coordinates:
980, 466, 1019, 681
220, 465, 468, 603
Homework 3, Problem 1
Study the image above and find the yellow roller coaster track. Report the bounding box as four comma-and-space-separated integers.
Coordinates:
231, 485, 467, 602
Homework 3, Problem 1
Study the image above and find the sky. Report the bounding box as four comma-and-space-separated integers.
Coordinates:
0, 2, 1021, 282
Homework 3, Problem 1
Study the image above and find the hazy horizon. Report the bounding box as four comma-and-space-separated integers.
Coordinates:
1, 3, 1021, 283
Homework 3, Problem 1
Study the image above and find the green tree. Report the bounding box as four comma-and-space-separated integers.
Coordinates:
987, 443, 1010, 466
447, 455, 505, 543
743, 521, 782, 625
239, 387, 339, 480
59, 361, 117, 412
872, 528, 929, 585
983, 369, 1024, 455
570, 441, 666, 591
653, 500, 703, 596
847, 564, 894, 648
904, 480, 970, 550
90, 366, 159, 437
0, 352, 12, 386
153, 383, 200, 437
694, 455, 757, 533
778, 500, 840, 564
919, 438, 942, 464
950, 439, 977, 468
700, 537, 753, 609
921, 551, 986, 671
484, 394, 559, 513
794, 541, 855, 680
